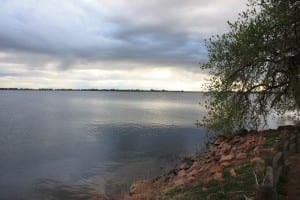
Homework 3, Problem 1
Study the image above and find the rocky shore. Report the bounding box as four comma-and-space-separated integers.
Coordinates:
90, 125, 299, 200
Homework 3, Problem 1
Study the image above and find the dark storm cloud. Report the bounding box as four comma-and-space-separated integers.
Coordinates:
0, 0, 247, 70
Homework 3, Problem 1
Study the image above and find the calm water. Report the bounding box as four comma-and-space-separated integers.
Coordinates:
0, 91, 209, 199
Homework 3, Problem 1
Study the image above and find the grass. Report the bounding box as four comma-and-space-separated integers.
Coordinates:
162, 162, 262, 200
277, 167, 289, 200
263, 130, 281, 149
261, 130, 283, 166
161, 131, 283, 200
158, 128, 298, 200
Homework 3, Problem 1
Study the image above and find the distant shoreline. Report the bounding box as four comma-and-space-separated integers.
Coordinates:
0, 88, 204, 93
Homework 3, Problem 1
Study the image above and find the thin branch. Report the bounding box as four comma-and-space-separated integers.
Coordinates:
253, 171, 259, 188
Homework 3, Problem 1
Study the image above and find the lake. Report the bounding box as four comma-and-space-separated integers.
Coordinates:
0, 91, 210, 199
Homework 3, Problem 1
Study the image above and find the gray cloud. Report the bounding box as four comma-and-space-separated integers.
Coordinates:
0, 0, 247, 70
0, 0, 249, 90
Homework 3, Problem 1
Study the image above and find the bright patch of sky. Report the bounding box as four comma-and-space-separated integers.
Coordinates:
0, 0, 247, 90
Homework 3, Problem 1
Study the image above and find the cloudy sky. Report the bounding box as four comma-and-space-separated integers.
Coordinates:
0, 0, 247, 90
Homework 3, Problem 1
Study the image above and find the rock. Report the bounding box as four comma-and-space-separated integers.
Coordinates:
254, 146, 260, 157
214, 137, 225, 145
130, 181, 151, 195
263, 166, 274, 187
238, 140, 252, 150
230, 168, 237, 177
257, 136, 265, 145
199, 164, 210, 172
177, 170, 186, 178
213, 155, 222, 162
289, 143, 296, 152
220, 162, 231, 168
213, 172, 223, 180
190, 162, 202, 171
236, 152, 247, 160
261, 147, 275, 154
231, 146, 237, 153
173, 177, 185, 187
209, 145, 218, 152
247, 135, 256, 144
184, 157, 195, 163
166, 169, 177, 179
209, 165, 222, 174
219, 154, 234, 162
179, 163, 190, 170
272, 152, 283, 169
203, 177, 213, 185
179, 158, 194, 170
189, 168, 200, 177
173, 169, 190, 187
204, 158, 214, 164
186, 175, 196, 183
124, 194, 154, 200
208, 149, 217, 157
251, 157, 265, 164
220, 142, 232, 154
244, 195, 254, 200
231, 136, 241, 144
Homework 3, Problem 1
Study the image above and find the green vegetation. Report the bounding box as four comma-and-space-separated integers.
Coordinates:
277, 166, 289, 199
200, 0, 300, 134
162, 129, 289, 200
164, 162, 261, 200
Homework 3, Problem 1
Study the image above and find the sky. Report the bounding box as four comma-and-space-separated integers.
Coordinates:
0, 0, 247, 91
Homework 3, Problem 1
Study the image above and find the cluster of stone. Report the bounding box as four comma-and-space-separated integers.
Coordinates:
125, 131, 266, 199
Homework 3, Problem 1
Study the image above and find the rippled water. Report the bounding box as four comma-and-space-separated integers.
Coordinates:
0, 91, 210, 199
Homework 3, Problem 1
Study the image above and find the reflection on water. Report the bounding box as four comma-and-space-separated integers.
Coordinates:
0, 91, 207, 200
0, 91, 293, 199
32, 178, 98, 200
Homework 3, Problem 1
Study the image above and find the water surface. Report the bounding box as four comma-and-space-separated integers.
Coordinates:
0, 91, 208, 199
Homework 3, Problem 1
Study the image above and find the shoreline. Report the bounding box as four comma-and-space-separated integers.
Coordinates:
90, 125, 299, 200
0, 88, 202, 93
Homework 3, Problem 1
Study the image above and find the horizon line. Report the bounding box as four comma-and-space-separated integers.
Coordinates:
0, 87, 205, 93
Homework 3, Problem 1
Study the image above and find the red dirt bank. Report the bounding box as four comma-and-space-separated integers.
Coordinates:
90, 125, 299, 200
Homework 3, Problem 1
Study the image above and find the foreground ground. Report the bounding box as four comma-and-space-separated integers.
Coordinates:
91, 125, 300, 200
285, 153, 300, 199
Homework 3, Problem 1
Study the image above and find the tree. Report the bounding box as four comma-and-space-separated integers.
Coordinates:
200, 0, 300, 134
